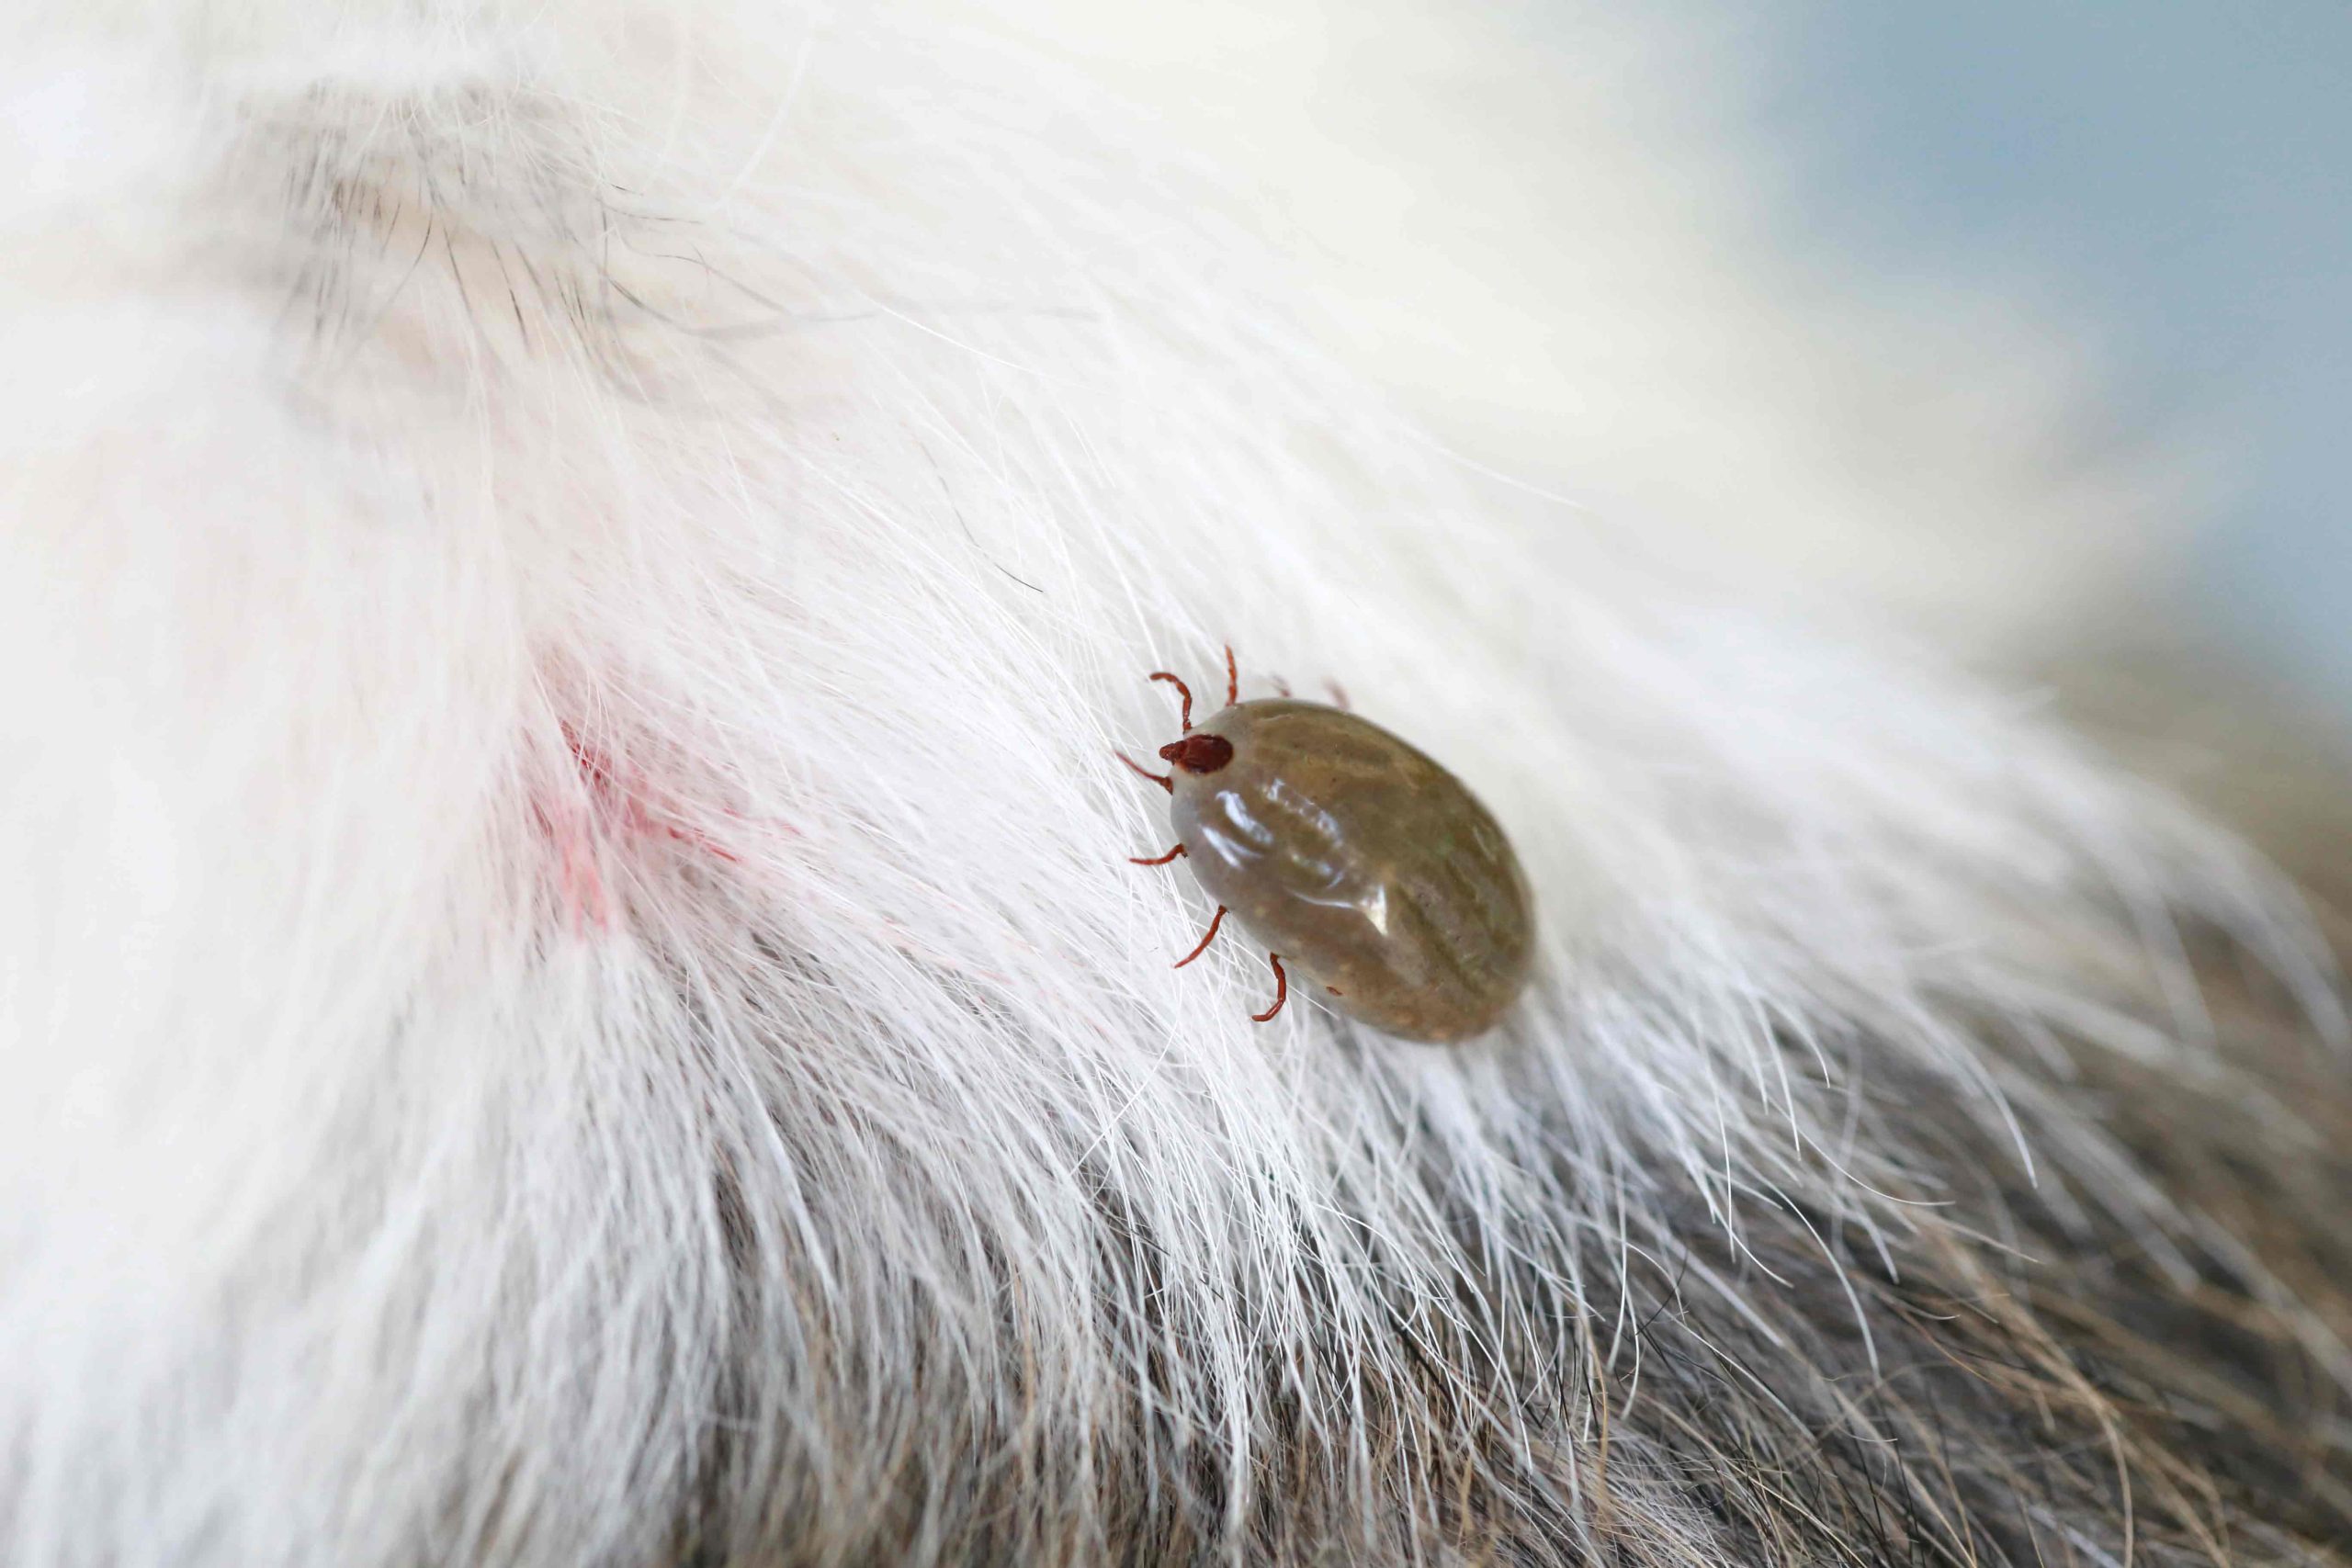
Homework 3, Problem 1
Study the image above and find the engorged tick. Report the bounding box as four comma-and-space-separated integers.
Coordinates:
1121, 646, 1535, 1043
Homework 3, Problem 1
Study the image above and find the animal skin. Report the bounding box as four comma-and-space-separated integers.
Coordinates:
4, 3, 2348, 1565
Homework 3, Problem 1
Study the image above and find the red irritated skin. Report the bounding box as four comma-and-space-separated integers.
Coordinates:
1160, 697, 1535, 1043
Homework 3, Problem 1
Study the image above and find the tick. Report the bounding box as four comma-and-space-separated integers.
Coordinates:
1120, 648, 1535, 1043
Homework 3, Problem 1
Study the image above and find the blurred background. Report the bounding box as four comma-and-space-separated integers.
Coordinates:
1748, 0, 2352, 901
1742, 0, 2352, 897
1758, 1, 2349, 726
1029, 0, 2349, 892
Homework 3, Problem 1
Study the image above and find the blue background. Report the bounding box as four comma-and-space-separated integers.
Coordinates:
1751, 1, 2350, 716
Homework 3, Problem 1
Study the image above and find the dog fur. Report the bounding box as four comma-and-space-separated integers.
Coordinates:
5, 3, 2349, 1564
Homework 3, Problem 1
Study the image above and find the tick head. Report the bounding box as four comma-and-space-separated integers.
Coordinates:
1158, 734, 1235, 776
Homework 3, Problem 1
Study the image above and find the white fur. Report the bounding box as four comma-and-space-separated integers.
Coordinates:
2, 3, 2341, 1564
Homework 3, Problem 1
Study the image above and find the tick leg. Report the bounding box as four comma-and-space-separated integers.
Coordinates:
1271, 674, 1292, 697
1223, 645, 1238, 708
1148, 671, 1194, 731
1129, 843, 1187, 867
1325, 679, 1350, 711
1116, 751, 1173, 794
1173, 905, 1226, 967
1252, 953, 1288, 1022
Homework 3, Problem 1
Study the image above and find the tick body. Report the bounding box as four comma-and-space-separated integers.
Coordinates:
1127, 653, 1535, 1043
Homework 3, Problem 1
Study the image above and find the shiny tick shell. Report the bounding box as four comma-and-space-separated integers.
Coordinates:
1165, 698, 1534, 1043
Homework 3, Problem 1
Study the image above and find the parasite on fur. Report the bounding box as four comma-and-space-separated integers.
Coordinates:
1123, 648, 1535, 1042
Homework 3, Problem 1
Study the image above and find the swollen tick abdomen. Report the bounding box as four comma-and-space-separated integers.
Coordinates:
1122, 649, 1534, 1043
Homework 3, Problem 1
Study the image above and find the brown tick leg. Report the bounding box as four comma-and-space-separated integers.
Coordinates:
1173, 905, 1226, 968
1116, 751, 1173, 794
1148, 671, 1194, 731
1129, 843, 1187, 867
1223, 645, 1238, 708
1270, 674, 1292, 697
1325, 679, 1350, 711
1252, 954, 1288, 1022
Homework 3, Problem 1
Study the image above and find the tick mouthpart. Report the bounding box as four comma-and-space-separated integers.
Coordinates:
1158, 734, 1235, 775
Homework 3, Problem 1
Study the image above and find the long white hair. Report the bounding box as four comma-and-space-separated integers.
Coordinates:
5, 3, 2347, 1563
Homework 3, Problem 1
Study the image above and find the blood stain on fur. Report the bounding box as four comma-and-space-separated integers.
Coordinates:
533, 719, 758, 932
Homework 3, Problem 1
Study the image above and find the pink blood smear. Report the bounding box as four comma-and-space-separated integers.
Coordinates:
538, 722, 746, 933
